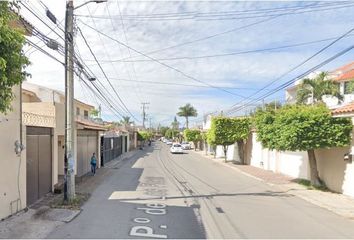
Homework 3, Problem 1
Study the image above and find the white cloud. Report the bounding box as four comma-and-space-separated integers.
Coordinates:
21, 0, 354, 125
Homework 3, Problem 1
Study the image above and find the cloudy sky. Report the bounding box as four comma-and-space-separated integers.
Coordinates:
20, 0, 354, 127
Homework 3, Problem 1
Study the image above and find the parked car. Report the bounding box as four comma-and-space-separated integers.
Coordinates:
181, 142, 191, 150
166, 140, 173, 145
170, 143, 183, 154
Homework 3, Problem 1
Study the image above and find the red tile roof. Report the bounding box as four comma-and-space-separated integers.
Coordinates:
332, 61, 354, 82
332, 101, 354, 115
76, 119, 106, 131
336, 69, 354, 81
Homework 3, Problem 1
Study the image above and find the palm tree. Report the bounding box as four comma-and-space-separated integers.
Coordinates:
120, 116, 133, 126
296, 72, 343, 104
177, 103, 198, 129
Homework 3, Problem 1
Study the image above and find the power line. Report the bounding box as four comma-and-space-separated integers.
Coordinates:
85, 4, 139, 111
25, 38, 64, 65
82, 33, 354, 63
107, 77, 272, 90
76, 72, 124, 120
79, 20, 248, 99
88, 3, 143, 110
76, 1, 351, 21
99, 2, 322, 62
77, 26, 139, 122
226, 26, 354, 112
226, 44, 354, 115
19, 1, 65, 42
22, 20, 125, 121
73, 43, 131, 119
112, 1, 145, 103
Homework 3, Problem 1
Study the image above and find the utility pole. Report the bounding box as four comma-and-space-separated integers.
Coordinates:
64, 0, 106, 202
141, 102, 149, 128
64, 0, 75, 202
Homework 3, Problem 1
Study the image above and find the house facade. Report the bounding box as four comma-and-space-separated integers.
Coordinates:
252, 61, 354, 197
0, 14, 32, 220
0, 86, 26, 220
285, 61, 354, 108
22, 82, 105, 205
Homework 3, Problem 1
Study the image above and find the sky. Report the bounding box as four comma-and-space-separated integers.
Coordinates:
19, 0, 354, 128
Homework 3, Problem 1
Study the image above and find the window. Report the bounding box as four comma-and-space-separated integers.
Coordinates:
76, 107, 80, 115
84, 110, 89, 119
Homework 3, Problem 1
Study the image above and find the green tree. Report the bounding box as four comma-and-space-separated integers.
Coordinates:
90, 108, 99, 117
251, 101, 282, 115
160, 126, 169, 137
138, 131, 152, 148
0, 2, 30, 113
184, 129, 202, 151
165, 129, 179, 140
120, 116, 133, 126
296, 72, 342, 104
177, 103, 198, 129
254, 104, 352, 186
207, 117, 251, 162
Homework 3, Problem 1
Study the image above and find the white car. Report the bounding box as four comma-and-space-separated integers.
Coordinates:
181, 142, 191, 150
166, 140, 173, 145
170, 144, 183, 154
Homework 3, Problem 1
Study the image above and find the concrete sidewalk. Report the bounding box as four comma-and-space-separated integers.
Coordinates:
193, 150, 354, 220
0, 149, 140, 238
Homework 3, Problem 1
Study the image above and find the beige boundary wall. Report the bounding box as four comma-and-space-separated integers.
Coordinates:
249, 132, 354, 197
0, 86, 26, 220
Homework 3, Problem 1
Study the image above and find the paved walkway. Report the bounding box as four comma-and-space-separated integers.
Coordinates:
0, 150, 140, 238
193, 150, 354, 220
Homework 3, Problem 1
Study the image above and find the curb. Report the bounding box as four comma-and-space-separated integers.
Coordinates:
192, 151, 272, 185
104, 149, 140, 169
192, 151, 354, 220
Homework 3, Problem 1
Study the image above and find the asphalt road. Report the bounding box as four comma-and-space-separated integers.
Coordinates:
47, 142, 354, 239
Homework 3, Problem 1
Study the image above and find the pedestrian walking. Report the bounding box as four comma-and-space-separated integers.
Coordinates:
90, 153, 97, 175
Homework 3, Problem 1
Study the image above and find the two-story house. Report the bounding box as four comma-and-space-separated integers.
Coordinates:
22, 82, 105, 205
286, 61, 354, 108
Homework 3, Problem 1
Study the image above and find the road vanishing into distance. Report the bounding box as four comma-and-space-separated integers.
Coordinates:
48, 142, 354, 239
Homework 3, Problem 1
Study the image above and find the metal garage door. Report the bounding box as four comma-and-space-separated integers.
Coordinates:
26, 127, 52, 205
77, 130, 98, 177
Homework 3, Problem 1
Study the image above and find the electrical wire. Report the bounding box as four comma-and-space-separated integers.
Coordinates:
19, 1, 65, 42
226, 44, 354, 115
112, 1, 145, 103
83, 33, 354, 63
107, 77, 272, 90
25, 38, 64, 65
102, 2, 322, 61
76, 1, 352, 21
22, 17, 126, 121
226, 26, 354, 112
79, 20, 248, 99
88, 3, 143, 110
77, 27, 139, 121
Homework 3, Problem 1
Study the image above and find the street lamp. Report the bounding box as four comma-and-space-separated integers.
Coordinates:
64, 0, 106, 202
74, 0, 107, 10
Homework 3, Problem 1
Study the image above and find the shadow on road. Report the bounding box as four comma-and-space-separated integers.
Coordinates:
114, 190, 295, 202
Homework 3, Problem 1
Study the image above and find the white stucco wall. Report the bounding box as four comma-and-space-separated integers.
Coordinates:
250, 133, 310, 179
0, 86, 26, 220
249, 132, 354, 198
215, 144, 235, 161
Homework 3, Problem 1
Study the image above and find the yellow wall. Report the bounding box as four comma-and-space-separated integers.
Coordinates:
75, 101, 94, 118
0, 86, 26, 220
